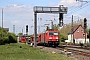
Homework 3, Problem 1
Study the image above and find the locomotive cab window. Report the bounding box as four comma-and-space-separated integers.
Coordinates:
54, 32, 58, 35
49, 32, 53, 35
49, 32, 58, 36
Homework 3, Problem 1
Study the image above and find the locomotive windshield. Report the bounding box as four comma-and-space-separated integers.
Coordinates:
49, 32, 58, 36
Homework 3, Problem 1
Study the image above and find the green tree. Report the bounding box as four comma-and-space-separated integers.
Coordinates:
18, 33, 23, 36
60, 35, 67, 42
53, 24, 59, 30
46, 26, 50, 31
0, 27, 17, 45
8, 33, 17, 43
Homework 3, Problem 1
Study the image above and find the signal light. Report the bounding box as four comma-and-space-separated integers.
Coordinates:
26, 25, 28, 32
84, 18, 87, 29
59, 13, 63, 27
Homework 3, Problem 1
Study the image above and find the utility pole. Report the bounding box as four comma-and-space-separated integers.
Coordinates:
22, 28, 23, 35
34, 12, 37, 47
71, 15, 74, 43
51, 21, 53, 29
2, 8, 3, 38
13, 25, 15, 33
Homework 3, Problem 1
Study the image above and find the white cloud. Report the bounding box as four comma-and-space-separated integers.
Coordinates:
48, 0, 77, 7
58, 0, 87, 7
11, 21, 20, 24
58, 0, 76, 7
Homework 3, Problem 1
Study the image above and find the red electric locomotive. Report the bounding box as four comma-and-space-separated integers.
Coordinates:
31, 29, 60, 47
20, 35, 26, 43
40, 29, 60, 47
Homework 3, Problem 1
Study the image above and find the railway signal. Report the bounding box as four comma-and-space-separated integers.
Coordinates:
84, 18, 87, 29
84, 18, 87, 44
59, 13, 63, 27
26, 25, 28, 35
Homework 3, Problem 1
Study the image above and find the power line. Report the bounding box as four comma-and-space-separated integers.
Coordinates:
65, 1, 90, 16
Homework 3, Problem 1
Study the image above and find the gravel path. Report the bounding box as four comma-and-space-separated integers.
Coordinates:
37, 46, 90, 60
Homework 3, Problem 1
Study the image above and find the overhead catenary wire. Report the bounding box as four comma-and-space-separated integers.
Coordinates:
65, 1, 90, 17
62, 0, 90, 24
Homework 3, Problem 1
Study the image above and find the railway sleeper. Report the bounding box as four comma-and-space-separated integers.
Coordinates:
76, 52, 90, 57
66, 52, 72, 57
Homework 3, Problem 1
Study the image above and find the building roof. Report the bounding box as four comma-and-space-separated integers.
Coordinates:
68, 25, 83, 34
4, 28, 9, 32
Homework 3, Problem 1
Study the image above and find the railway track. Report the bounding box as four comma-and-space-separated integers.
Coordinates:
60, 45, 90, 50
37, 45, 90, 60
66, 48, 90, 57
57, 45, 90, 57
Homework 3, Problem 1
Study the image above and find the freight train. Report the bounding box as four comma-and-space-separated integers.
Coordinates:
19, 35, 31, 44
19, 35, 26, 43
31, 29, 60, 47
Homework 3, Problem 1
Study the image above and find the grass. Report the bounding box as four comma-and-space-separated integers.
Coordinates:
0, 43, 74, 60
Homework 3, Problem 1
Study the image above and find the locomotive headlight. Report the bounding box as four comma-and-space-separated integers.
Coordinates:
56, 37, 58, 39
57, 40, 58, 41
49, 37, 52, 39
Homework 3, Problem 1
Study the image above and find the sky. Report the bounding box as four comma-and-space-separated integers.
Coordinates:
0, 0, 90, 35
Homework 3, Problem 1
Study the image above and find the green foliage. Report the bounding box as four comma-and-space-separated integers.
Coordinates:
0, 27, 17, 45
59, 24, 71, 40
8, 33, 17, 43
60, 35, 67, 42
53, 24, 59, 30
89, 29, 90, 38
46, 26, 50, 31
3, 37, 9, 44
0, 38, 5, 45
86, 29, 90, 38
0, 43, 74, 60
17, 33, 23, 36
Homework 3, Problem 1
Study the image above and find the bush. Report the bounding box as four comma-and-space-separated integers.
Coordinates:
0, 33, 17, 45
60, 35, 67, 42
3, 37, 9, 44
8, 33, 17, 43
0, 38, 5, 45
0, 27, 17, 44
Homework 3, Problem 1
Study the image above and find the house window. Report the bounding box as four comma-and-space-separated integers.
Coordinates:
83, 34, 85, 36
77, 30, 79, 32
81, 30, 83, 32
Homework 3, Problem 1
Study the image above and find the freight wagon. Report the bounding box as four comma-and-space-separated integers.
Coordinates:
19, 35, 26, 43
